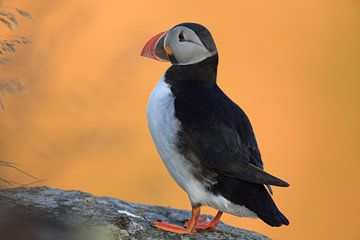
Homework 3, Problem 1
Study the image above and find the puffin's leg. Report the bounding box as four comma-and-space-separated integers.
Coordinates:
195, 211, 223, 230
153, 207, 200, 234
183, 211, 223, 230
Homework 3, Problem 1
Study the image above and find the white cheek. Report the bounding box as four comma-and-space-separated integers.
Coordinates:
171, 42, 213, 65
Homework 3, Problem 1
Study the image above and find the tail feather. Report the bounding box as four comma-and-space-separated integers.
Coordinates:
212, 174, 289, 227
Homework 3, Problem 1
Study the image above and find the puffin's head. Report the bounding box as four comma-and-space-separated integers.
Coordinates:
141, 23, 217, 65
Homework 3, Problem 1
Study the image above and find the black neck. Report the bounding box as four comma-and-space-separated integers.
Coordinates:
164, 54, 218, 93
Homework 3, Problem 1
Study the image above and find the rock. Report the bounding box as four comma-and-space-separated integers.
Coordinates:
0, 187, 271, 240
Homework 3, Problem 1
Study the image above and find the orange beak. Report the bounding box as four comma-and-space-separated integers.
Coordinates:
141, 31, 169, 61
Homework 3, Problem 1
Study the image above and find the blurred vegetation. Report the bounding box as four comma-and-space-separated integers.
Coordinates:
0, 78, 25, 109
0, 0, 32, 64
0, 1, 37, 188
0, 1, 31, 110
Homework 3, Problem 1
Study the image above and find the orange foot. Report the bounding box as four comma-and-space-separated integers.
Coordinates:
185, 211, 223, 230
153, 221, 196, 234
184, 217, 211, 227
153, 207, 201, 235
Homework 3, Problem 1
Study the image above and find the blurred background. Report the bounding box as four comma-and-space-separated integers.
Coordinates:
0, 0, 359, 239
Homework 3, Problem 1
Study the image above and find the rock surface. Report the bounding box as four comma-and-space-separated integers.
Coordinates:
0, 187, 271, 240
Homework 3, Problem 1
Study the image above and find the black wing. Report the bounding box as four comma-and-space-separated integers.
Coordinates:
174, 85, 289, 187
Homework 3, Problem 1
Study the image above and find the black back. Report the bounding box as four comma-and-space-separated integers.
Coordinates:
165, 55, 264, 171
164, 54, 289, 226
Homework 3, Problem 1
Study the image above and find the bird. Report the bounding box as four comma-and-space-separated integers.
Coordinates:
141, 22, 289, 235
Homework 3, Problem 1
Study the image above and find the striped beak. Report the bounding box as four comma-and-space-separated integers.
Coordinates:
141, 31, 169, 61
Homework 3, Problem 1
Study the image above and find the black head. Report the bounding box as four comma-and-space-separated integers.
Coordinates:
172, 22, 217, 54
141, 22, 218, 65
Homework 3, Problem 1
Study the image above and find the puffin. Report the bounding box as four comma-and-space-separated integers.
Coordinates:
141, 22, 289, 234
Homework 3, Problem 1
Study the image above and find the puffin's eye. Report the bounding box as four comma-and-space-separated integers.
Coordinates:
178, 31, 186, 42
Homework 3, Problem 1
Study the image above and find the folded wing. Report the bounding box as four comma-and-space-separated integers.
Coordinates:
174, 85, 289, 187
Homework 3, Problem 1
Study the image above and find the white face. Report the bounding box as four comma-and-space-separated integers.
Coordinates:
164, 26, 216, 65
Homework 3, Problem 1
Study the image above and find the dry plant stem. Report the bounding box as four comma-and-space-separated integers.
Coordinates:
0, 160, 42, 189
0, 160, 37, 179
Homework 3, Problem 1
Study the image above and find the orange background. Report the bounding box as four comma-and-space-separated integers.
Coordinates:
1, 1, 360, 239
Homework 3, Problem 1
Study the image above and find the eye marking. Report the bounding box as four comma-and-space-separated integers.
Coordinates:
177, 30, 203, 47
178, 31, 186, 42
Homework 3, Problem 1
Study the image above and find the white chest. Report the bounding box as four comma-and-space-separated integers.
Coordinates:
146, 76, 206, 203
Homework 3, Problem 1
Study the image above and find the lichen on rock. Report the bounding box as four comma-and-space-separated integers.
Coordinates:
0, 187, 271, 240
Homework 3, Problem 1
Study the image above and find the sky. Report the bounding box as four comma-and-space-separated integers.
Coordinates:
1, 0, 360, 239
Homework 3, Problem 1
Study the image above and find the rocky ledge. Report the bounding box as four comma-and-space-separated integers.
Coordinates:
0, 187, 270, 240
